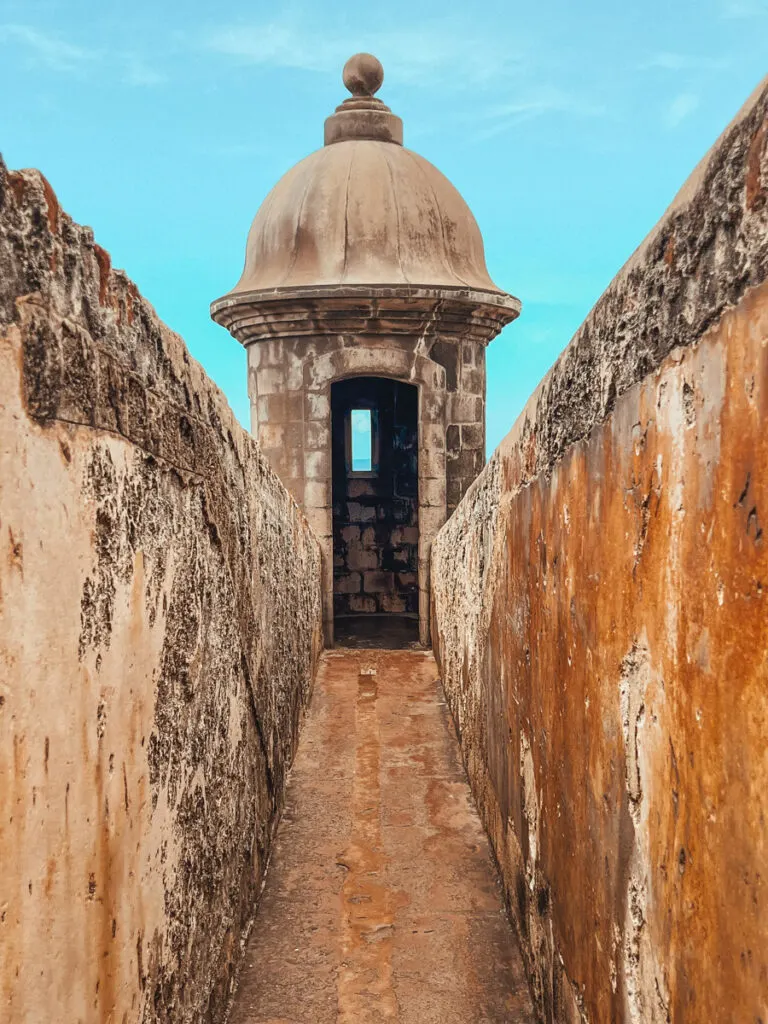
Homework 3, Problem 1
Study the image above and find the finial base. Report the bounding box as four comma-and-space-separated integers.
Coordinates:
324, 106, 403, 146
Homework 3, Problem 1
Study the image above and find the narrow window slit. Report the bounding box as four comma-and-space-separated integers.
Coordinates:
351, 409, 373, 472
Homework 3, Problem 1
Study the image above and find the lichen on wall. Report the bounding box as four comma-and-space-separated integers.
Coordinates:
0, 157, 323, 1023
432, 78, 768, 1023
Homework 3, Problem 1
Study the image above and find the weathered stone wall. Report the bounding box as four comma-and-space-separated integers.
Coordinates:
0, 158, 323, 1023
432, 79, 768, 1023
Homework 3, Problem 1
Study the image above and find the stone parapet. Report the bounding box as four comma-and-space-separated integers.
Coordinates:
0, 158, 323, 1024
431, 77, 768, 1024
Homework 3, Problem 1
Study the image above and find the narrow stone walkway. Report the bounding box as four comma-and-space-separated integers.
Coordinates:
230, 650, 535, 1024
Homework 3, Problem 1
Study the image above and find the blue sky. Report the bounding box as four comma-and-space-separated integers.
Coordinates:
1, 1, 766, 455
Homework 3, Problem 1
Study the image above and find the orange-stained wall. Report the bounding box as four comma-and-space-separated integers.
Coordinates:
432, 79, 768, 1023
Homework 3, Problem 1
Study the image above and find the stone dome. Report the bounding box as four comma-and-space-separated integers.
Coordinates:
211, 54, 519, 337
226, 140, 507, 296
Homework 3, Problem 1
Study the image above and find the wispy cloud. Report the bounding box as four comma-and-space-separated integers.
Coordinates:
664, 92, 700, 128
641, 51, 728, 72
203, 14, 524, 90
0, 23, 166, 86
0, 23, 95, 73
202, 11, 603, 138
473, 88, 606, 141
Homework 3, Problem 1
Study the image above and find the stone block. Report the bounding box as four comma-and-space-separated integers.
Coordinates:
396, 572, 418, 591
379, 593, 407, 614
258, 390, 303, 424
347, 542, 379, 571
446, 475, 464, 509
453, 448, 484, 478
258, 423, 285, 450
348, 478, 375, 498
420, 422, 446, 453
341, 525, 361, 545
348, 594, 377, 614
305, 419, 330, 450
335, 572, 362, 594
305, 506, 331, 539
460, 422, 484, 450
461, 366, 485, 395
247, 345, 263, 371
363, 570, 394, 594
421, 476, 446, 509
400, 526, 419, 546
256, 340, 284, 368
446, 424, 460, 452
449, 392, 483, 424
303, 479, 330, 510
265, 446, 303, 483
420, 444, 445, 480
419, 506, 446, 540
247, 366, 260, 401
420, 386, 446, 422
430, 339, 459, 391
285, 354, 305, 390
305, 449, 330, 481
283, 421, 304, 449
304, 390, 330, 423
255, 366, 285, 395
348, 502, 377, 523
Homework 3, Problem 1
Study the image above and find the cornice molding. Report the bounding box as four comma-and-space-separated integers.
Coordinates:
210, 285, 521, 346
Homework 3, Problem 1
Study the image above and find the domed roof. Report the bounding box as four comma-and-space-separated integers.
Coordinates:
230, 140, 505, 294
212, 54, 519, 337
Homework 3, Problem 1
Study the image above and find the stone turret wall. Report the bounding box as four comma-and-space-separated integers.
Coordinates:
428, 337, 487, 515
246, 333, 450, 644
431, 79, 768, 1023
0, 158, 323, 1024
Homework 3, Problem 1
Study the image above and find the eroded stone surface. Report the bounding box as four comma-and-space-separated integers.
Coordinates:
229, 650, 535, 1024
431, 80, 768, 1023
0, 157, 323, 1023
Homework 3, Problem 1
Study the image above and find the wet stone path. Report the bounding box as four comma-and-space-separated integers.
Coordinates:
229, 650, 535, 1024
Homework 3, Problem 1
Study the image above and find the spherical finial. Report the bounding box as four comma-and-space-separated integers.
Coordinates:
342, 53, 384, 98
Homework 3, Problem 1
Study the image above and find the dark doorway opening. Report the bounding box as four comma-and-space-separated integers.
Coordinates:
331, 377, 420, 648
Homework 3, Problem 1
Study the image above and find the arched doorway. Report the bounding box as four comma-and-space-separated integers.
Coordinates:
331, 377, 419, 648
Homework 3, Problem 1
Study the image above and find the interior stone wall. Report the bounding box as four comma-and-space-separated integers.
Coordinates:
431, 79, 768, 1024
0, 158, 323, 1024
331, 377, 419, 618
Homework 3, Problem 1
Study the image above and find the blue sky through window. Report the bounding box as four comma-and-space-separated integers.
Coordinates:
351, 409, 373, 472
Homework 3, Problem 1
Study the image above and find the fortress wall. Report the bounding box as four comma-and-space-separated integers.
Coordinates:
432, 79, 768, 1023
0, 159, 323, 1023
